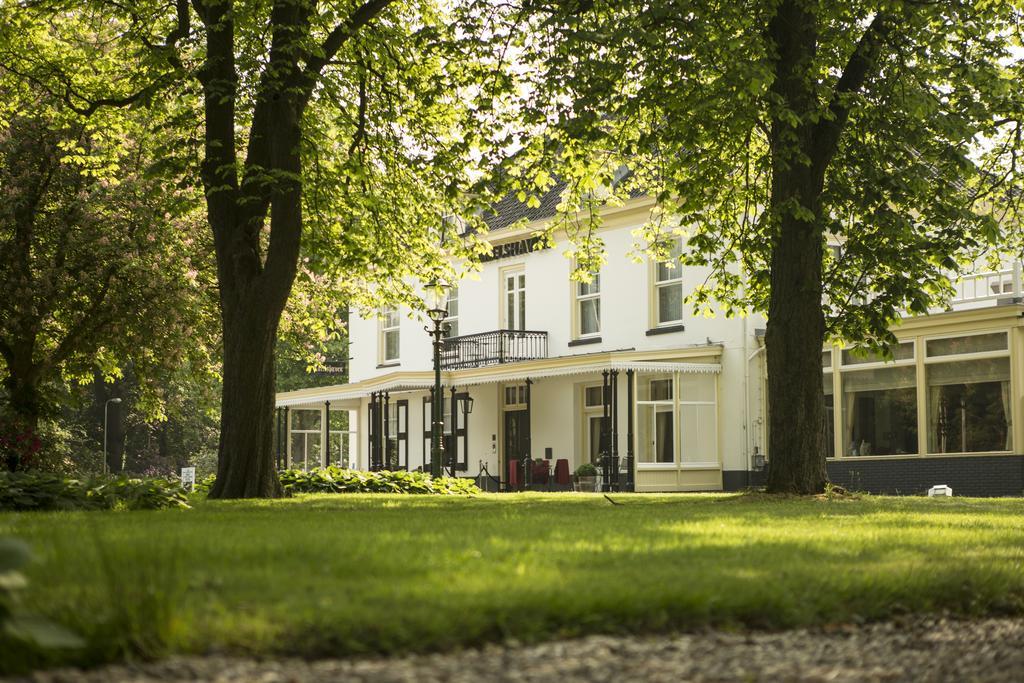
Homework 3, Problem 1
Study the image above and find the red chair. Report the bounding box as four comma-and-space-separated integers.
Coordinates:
554, 459, 571, 486
532, 459, 550, 485
508, 459, 519, 490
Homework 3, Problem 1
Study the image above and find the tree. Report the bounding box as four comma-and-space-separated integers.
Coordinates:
494, 0, 1024, 493
2, 1, 511, 496
0, 84, 218, 463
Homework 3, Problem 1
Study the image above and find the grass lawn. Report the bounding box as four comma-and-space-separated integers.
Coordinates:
2, 492, 1023, 671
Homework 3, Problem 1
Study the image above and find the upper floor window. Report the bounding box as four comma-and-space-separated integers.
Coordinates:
654, 238, 683, 326
576, 274, 600, 337
504, 269, 526, 331
443, 287, 459, 338
380, 307, 400, 363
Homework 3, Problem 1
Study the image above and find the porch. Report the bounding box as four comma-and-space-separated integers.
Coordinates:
274, 350, 725, 493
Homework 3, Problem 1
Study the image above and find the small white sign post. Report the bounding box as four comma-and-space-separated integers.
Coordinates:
180, 467, 197, 492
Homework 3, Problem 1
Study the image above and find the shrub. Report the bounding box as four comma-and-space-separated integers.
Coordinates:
0, 473, 190, 512
279, 467, 480, 495
0, 420, 42, 472
574, 463, 598, 477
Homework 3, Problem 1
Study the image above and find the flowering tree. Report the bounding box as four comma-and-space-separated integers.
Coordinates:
0, 85, 219, 459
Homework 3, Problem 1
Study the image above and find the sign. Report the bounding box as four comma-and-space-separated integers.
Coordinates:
480, 236, 548, 262
180, 467, 196, 492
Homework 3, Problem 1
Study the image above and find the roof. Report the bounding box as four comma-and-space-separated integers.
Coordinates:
481, 168, 644, 232
482, 180, 569, 231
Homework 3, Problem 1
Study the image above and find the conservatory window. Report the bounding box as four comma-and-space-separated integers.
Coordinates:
841, 364, 918, 457
925, 333, 1011, 454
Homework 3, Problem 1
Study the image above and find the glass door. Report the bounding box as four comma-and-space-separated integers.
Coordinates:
505, 270, 526, 331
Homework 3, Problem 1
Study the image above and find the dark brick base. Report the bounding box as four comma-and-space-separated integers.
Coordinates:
722, 469, 767, 491
725, 456, 1024, 497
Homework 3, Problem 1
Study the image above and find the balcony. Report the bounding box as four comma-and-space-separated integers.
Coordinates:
440, 330, 549, 370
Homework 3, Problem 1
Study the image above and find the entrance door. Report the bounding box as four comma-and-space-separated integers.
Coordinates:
504, 409, 530, 468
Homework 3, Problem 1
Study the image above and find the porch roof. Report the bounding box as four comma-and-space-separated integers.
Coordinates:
275, 346, 722, 408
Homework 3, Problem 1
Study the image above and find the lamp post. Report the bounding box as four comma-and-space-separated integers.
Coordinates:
103, 397, 122, 475
424, 281, 451, 478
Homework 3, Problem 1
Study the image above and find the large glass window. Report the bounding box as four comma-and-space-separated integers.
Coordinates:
381, 307, 400, 362
654, 238, 683, 326
841, 364, 918, 457
926, 333, 1011, 454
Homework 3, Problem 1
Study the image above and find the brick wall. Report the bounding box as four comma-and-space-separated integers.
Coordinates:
724, 455, 1024, 497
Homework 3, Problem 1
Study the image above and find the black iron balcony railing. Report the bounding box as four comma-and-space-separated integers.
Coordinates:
440, 330, 549, 370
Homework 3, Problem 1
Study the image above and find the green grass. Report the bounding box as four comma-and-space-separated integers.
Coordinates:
2, 492, 1024, 671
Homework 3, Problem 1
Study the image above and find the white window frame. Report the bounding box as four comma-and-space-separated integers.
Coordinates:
379, 306, 400, 364
502, 267, 526, 331
575, 273, 601, 338
443, 286, 459, 339
652, 238, 684, 327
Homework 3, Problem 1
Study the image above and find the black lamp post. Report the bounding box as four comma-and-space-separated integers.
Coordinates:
425, 281, 451, 478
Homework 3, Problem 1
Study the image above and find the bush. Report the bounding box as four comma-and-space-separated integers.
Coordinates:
0, 473, 190, 512
278, 467, 480, 495
574, 463, 598, 477
0, 420, 42, 472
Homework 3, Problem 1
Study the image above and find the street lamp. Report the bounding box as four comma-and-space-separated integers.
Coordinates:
103, 397, 122, 476
424, 280, 451, 478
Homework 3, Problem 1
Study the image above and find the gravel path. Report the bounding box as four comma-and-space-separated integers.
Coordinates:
13, 617, 1024, 683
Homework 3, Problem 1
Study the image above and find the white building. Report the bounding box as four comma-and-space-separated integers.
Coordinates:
276, 192, 1024, 496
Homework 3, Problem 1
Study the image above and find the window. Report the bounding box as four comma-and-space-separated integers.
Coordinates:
328, 411, 358, 469
443, 287, 459, 338
840, 343, 917, 457
422, 391, 470, 471
654, 238, 683, 325
386, 400, 409, 470
576, 274, 600, 337
925, 333, 1010, 454
638, 375, 674, 464
636, 372, 718, 466
582, 384, 606, 465
380, 307, 400, 362
505, 384, 529, 408
504, 270, 526, 330
289, 409, 321, 471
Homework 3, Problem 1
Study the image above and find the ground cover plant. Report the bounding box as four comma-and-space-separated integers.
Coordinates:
279, 468, 481, 495
0, 473, 190, 512
0, 493, 1022, 673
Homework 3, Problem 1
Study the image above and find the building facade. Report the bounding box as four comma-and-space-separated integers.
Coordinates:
275, 196, 1024, 496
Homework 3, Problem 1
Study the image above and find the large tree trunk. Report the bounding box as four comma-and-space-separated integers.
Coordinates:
209, 297, 284, 498
763, 0, 828, 494
763, 182, 829, 494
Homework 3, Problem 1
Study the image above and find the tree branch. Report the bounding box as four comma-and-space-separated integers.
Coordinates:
303, 0, 395, 86
811, 12, 893, 175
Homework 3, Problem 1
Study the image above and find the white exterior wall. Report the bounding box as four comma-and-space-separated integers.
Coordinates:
335, 200, 768, 488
